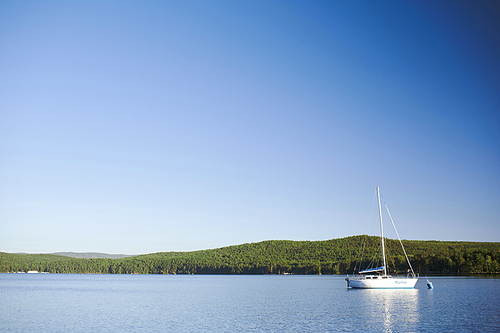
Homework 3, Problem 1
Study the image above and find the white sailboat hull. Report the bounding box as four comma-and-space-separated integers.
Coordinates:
347, 276, 418, 289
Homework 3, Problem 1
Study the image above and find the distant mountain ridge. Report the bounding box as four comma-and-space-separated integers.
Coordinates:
51, 252, 133, 259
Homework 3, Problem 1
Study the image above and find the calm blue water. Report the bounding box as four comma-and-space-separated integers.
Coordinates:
1, 274, 499, 332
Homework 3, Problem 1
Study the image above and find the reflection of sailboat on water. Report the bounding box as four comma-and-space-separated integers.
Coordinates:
360, 289, 420, 332
346, 186, 418, 289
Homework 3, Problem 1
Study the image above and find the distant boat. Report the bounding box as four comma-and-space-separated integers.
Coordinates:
346, 187, 418, 289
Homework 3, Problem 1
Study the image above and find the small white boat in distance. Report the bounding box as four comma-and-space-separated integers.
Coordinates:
346, 187, 418, 289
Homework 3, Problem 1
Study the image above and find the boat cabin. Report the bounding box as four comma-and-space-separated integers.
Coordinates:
364, 275, 392, 279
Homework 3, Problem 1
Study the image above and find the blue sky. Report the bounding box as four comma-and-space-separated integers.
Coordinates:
1, 0, 499, 254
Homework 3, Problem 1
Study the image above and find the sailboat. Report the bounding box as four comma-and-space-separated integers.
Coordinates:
346, 186, 418, 289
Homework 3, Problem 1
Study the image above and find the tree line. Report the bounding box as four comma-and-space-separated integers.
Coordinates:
1, 236, 499, 275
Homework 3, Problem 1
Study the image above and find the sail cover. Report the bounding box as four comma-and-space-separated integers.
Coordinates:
360, 265, 385, 274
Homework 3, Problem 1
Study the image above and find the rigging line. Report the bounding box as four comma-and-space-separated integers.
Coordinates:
366, 188, 378, 235
384, 203, 416, 277
355, 188, 378, 273
370, 246, 382, 269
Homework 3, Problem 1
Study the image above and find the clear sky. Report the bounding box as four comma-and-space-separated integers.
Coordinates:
1, 0, 499, 254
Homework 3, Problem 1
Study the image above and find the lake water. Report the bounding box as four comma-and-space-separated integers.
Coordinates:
1, 274, 499, 332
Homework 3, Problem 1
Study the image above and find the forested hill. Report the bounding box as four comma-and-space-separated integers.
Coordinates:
1, 236, 499, 275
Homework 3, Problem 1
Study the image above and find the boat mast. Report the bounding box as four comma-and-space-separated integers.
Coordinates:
377, 186, 388, 276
